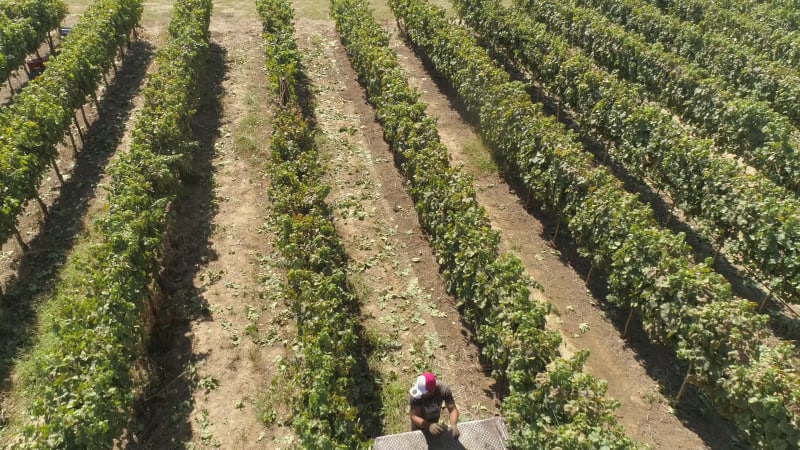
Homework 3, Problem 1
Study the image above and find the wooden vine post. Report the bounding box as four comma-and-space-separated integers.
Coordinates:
663, 200, 676, 226
623, 307, 635, 337
47, 31, 56, 54
758, 290, 773, 312
14, 227, 28, 251
585, 262, 594, 287
675, 363, 693, 404
33, 192, 49, 218
551, 217, 561, 244
72, 113, 84, 143
80, 104, 89, 127
67, 126, 78, 154
51, 158, 64, 185
91, 90, 101, 110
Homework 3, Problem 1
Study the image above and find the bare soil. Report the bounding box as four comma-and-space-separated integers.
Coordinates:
295, 16, 501, 432
0, 0, 748, 448
0, 31, 155, 434
377, 12, 741, 450
126, 8, 296, 449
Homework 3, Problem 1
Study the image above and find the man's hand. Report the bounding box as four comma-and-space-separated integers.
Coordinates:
450, 423, 460, 439
428, 423, 444, 436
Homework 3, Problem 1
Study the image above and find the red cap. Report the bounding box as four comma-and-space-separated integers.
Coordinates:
423, 372, 436, 392
410, 372, 438, 398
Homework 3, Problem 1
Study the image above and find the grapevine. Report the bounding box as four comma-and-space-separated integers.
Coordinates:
0, 0, 140, 257
503, 0, 800, 307
11, 0, 210, 445
332, 0, 640, 446
0, 0, 67, 85
391, 0, 800, 446
256, 0, 373, 446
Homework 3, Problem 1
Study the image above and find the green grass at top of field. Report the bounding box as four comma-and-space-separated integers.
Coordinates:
61, 0, 174, 29
291, 0, 330, 19
60, 0, 455, 31
289, 0, 393, 21
290, 0, 452, 22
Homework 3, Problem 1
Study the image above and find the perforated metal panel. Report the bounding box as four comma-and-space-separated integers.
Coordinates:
373, 417, 509, 450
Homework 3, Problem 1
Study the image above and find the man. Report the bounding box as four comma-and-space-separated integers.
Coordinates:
408, 372, 460, 438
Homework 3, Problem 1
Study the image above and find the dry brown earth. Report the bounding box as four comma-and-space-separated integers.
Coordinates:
0, 0, 746, 448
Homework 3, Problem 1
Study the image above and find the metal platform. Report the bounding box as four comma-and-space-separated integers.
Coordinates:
373, 417, 508, 450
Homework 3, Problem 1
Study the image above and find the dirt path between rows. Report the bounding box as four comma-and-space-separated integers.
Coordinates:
373, 12, 741, 450
0, 31, 155, 437
130, 3, 499, 446
125, 6, 298, 448
294, 14, 501, 435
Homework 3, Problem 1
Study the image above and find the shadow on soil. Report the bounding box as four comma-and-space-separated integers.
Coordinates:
474, 36, 800, 347
0, 40, 154, 415
320, 24, 498, 425
297, 53, 385, 440
127, 35, 386, 446
123, 43, 224, 449
395, 24, 746, 450
347, 309, 387, 440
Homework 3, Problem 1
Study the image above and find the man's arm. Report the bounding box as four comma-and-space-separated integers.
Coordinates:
410, 404, 430, 429
446, 401, 460, 438
446, 402, 459, 427
410, 404, 444, 435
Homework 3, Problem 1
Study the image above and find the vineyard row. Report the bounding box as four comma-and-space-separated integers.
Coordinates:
0, 0, 66, 85
8, 0, 211, 445
517, 0, 800, 198
682, 0, 800, 32
651, 0, 800, 69
0, 0, 139, 267
570, 0, 800, 130
255, 0, 376, 446
390, 0, 800, 447
331, 0, 639, 447
484, 0, 800, 308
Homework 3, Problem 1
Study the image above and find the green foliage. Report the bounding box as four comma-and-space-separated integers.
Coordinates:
514, 0, 800, 197
332, 0, 638, 447
673, 0, 800, 76
0, 0, 139, 251
563, 0, 800, 128
396, 0, 800, 446
466, 0, 800, 308
504, 352, 633, 449
13, 0, 211, 446
255, 0, 372, 447
0, 0, 67, 82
